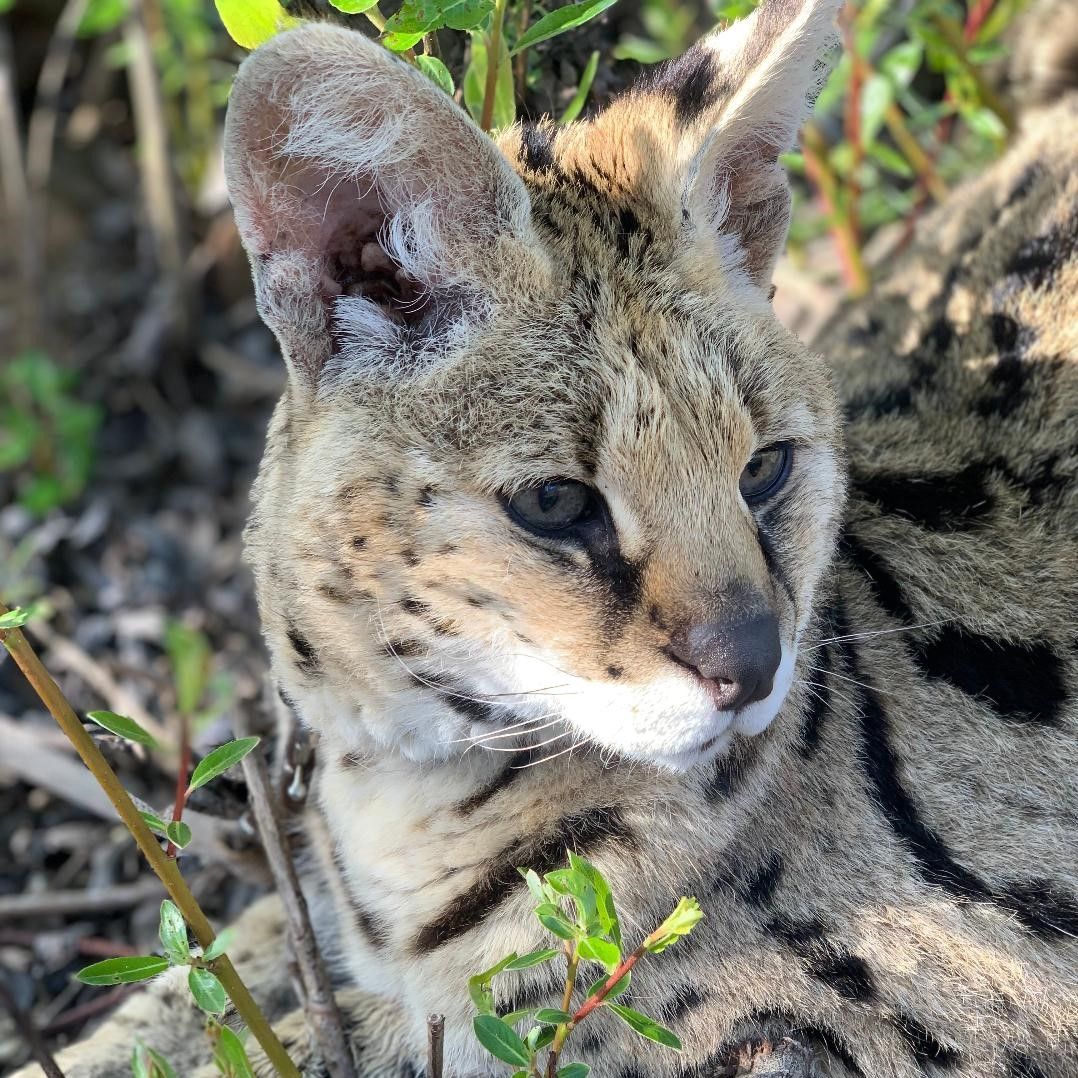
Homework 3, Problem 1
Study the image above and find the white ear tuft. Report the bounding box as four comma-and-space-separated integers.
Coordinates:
224, 24, 535, 387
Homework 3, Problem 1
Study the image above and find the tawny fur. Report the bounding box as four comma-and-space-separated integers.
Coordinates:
22, 1, 1077, 1075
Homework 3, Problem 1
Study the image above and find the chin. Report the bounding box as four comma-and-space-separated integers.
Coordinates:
559, 645, 798, 773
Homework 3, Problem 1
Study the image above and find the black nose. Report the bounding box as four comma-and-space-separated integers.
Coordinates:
667, 612, 782, 711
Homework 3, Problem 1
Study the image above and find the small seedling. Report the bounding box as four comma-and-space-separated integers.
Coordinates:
468, 852, 703, 1077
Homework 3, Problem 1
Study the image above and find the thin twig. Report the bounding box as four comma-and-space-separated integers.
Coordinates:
801, 122, 869, 296
0, 879, 164, 920
235, 703, 356, 1078
0, 22, 42, 348
427, 1014, 445, 1078
123, 0, 188, 339
0, 606, 301, 1078
513, 0, 530, 102
882, 101, 948, 204
480, 0, 509, 132
0, 971, 65, 1078
26, 0, 89, 198
165, 713, 190, 859
42, 985, 137, 1036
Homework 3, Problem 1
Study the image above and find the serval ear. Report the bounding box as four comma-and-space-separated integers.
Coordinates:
224, 24, 536, 388
631, 0, 841, 292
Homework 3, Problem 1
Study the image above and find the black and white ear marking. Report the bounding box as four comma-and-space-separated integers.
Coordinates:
224, 24, 536, 387
646, 0, 841, 291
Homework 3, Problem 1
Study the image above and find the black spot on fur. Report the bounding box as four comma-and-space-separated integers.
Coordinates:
317, 583, 351, 604
455, 755, 531, 815
838, 532, 916, 622
520, 123, 557, 173
705, 745, 757, 801
382, 639, 424, 659
846, 383, 915, 419
351, 536, 368, 550
657, 982, 707, 1024
851, 464, 995, 531
413, 806, 634, 951
606, 665, 623, 679
769, 916, 878, 1002
616, 206, 640, 258
401, 548, 420, 568
892, 1014, 961, 1069
400, 596, 430, 617
382, 475, 401, 496
978, 355, 1029, 417
647, 46, 724, 126
286, 626, 320, 675
417, 485, 437, 507
1004, 215, 1078, 290
707, 1011, 865, 1078
1004, 164, 1042, 206
743, 853, 784, 906
910, 628, 1065, 726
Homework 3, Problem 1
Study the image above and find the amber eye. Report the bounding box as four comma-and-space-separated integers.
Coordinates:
506, 480, 598, 535
740, 443, 793, 504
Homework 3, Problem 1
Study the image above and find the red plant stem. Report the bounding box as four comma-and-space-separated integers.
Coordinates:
965, 0, 993, 41
569, 947, 645, 1025
164, 713, 190, 859
840, 2, 863, 241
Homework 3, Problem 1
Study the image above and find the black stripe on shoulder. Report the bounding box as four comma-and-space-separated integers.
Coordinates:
851, 464, 995, 531
892, 1013, 961, 1070
837, 531, 916, 622
412, 806, 634, 952
994, 879, 1078, 941
909, 628, 1065, 727
742, 852, 785, 907
454, 755, 531, 815
769, 915, 878, 1003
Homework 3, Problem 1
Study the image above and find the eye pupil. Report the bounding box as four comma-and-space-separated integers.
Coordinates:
740, 443, 792, 503
538, 483, 560, 513
506, 479, 598, 535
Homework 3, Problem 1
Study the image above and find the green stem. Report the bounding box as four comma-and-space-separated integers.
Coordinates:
931, 13, 1015, 133
480, 0, 509, 132
883, 101, 949, 204
363, 4, 386, 32
0, 607, 301, 1078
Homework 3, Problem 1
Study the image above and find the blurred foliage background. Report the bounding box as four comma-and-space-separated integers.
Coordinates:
0, 0, 1034, 1067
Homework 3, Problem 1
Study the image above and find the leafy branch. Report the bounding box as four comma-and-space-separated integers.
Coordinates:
0, 604, 297, 1077
469, 852, 703, 1078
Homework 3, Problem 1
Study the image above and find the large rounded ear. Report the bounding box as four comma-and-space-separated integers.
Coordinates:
598, 0, 840, 294
224, 24, 537, 388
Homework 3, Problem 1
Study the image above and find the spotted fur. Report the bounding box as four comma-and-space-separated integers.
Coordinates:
26, 1, 1078, 1075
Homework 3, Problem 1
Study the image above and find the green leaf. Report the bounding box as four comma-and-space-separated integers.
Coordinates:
472, 1015, 531, 1067
213, 0, 298, 48
85, 709, 158, 749
520, 867, 546, 903
860, 72, 894, 144
586, 970, 630, 999
512, 0, 618, 54
158, 900, 190, 964
577, 936, 620, 972
78, 0, 129, 37
534, 1008, 572, 1025
188, 966, 227, 1014
500, 1008, 535, 1025
535, 903, 576, 940
525, 1024, 556, 1051
383, 0, 494, 49
469, 952, 518, 1014
0, 605, 40, 630
646, 897, 703, 954
607, 1004, 682, 1050
202, 928, 236, 962
132, 1040, 178, 1078
327, 0, 380, 11
559, 50, 599, 124
867, 142, 914, 179
504, 948, 559, 970
165, 622, 212, 716
77, 956, 170, 986
558, 1066, 591, 1078
880, 40, 923, 91
416, 54, 455, 96
568, 853, 620, 948
213, 1024, 255, 1077
463, 30, 515, 131
139, 810, 169, 836
188, 737, 260, 792
165, 820, 193, 850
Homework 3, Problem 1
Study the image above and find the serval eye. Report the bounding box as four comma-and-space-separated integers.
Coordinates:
740, 443, 793, 504
506, 479, 597, 534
